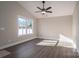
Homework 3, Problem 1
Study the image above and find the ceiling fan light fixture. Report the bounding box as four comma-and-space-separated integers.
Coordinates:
35, 1, 52, 15
41, 11, 46, 14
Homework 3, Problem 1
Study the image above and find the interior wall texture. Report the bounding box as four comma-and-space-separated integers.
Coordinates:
37, 15, 72, 40
0, 1, 37, 48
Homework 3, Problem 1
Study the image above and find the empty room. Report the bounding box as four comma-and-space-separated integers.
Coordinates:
0, 1, 79, 58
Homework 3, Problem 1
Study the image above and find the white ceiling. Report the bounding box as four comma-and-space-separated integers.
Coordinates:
18, 1, 76, 19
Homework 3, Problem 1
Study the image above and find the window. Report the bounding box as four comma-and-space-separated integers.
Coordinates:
18, 17, 33, 36
27, 19, 33, 34
18, 17, 26, 36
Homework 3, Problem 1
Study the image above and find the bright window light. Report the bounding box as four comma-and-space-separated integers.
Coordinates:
18, 17, 26, 36
18, 28, 22, 36
26, 19, 33, 34
18, 17, 33, 36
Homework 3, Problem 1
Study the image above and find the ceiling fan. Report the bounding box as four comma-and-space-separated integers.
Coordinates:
35, 1, 52, 15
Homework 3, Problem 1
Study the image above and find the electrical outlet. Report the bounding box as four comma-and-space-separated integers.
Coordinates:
0, 27, 5, 31
8, 40, 12, 42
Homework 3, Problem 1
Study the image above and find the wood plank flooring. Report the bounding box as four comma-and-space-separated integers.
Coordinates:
3, 38, 79, 58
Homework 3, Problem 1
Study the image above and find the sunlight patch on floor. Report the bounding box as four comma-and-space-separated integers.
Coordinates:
58, 34, 76, 49
36, 34, 76, 49
37, 40, 57, 46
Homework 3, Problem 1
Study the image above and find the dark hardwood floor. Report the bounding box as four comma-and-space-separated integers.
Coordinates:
3, 38, 79, 58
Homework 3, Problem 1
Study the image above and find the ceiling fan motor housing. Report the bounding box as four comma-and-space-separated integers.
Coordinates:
42, 1, 45, 4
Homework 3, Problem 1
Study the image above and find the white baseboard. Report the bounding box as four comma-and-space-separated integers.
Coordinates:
0, 37, 36, 50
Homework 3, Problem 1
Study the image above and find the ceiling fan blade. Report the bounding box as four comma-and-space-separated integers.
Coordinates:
37, 7, 42, 10
46, 11, 52, 13
35, 11, 42, 13
46, 7, 52, 10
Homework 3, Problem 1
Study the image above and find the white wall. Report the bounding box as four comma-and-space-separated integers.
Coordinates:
0, 2, 37, 49
37, 15, 72, 40
73, 2, 79, 51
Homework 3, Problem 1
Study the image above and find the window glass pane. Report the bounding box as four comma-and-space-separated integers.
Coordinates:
26, 19, 33, 34
23, 28, 26, 35
18, 28, 22, 36
29, 28, 32, 34
18, 17, 26, 27
27, 28, 30, 34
